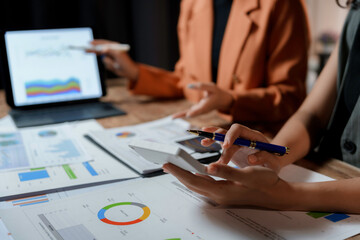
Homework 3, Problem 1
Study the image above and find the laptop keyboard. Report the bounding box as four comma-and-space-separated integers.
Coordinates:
10, 102, 126, 128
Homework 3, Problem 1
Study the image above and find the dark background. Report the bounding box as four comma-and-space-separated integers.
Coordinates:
0, 0, 181, 88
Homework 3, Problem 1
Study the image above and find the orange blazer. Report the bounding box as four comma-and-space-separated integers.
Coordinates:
130, 0, 310, 125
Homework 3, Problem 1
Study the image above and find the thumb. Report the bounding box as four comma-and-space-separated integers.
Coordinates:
172, 110, 188, 119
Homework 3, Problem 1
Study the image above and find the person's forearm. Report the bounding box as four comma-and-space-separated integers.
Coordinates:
129, 64, 183, 98
270, 111, 319, 168
270, 43, 339, 168
285, 178, 360, 213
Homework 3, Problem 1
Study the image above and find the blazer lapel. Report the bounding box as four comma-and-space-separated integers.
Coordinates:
217, 0, 259, 89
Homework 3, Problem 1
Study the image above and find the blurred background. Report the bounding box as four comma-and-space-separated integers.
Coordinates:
305, 0, 348, 91
0, 0, 181, 89
0, 0, 349, 91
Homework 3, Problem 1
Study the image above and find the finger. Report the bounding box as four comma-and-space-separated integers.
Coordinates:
200, 127, 220, 146
207, 163, 266, 184
102, 57, 117, 71
223, 124, 268, 149
214, 128, 228, 135
207, 163, 279, 188
163, 164, 212, 196
99, 47, 119, 56
217, 146, 240, 164
187, 82, 217, 93
102, 57, 123, 76
201, 138, 215, 147
102, 57, 116, 69
90, 39, 116, 45
172, 110, 188, 119
201, 126, 220, 132
186, 99, 213, 118
248, 152, 281, 173
85, 49, 98, 54
200, 127, 227, 146
163, 163, 216, 196
195, 173, 215, 181
207, 163, 247, 182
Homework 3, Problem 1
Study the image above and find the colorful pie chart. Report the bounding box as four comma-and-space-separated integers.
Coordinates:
98, 202, 150, 226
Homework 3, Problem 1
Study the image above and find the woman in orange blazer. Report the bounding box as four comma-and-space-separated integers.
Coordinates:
93, 0, 310, 134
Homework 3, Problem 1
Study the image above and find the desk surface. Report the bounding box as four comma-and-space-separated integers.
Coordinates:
1, 78, 360, 238
1, 78, 360, 180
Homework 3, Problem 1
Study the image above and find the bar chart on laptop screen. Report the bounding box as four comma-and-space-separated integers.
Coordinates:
4, 28, 103, 106
25, 78, 82, 99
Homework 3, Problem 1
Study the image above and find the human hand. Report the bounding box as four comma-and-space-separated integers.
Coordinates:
89, 39, 139, 82
221, 124, 286, 172
172, 82, 234, 119
163, 163, 293, 210
200, 124, 285, 172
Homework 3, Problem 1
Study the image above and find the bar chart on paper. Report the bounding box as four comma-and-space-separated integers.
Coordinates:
0, 159, 128, 201
0, 120, 139, 201
0, 124, 91, 172
0, 176, 211, 240
24, 125, 91, 167
87, 117, 195, 175
1, 166, 360, 240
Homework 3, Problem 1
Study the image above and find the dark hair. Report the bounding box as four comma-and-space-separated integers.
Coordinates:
336, 0, 355, 7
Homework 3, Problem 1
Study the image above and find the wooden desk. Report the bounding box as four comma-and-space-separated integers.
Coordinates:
1, 78, 360, 180
1, 78, 360, 239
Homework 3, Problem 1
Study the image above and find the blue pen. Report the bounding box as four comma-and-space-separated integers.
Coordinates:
187, 130, 289, 156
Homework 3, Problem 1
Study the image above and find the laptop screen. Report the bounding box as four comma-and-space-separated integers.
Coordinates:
4, 28, 103, 107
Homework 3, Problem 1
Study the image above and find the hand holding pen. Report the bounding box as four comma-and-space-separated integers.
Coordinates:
84, 39, 139, 82
189, 125, 289, 172
188, 130, 289, 155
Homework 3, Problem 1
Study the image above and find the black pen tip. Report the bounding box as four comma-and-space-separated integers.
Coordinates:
187, 130, 199, 135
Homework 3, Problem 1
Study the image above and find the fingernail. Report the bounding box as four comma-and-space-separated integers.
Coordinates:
248, 155, 258, 164
162, 167, 169, 173
187, 83, 196, 89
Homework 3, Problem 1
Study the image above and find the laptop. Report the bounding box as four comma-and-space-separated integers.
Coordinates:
0, 27, 126, 128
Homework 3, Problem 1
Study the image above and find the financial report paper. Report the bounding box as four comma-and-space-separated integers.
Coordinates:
1, 165, 359, 240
